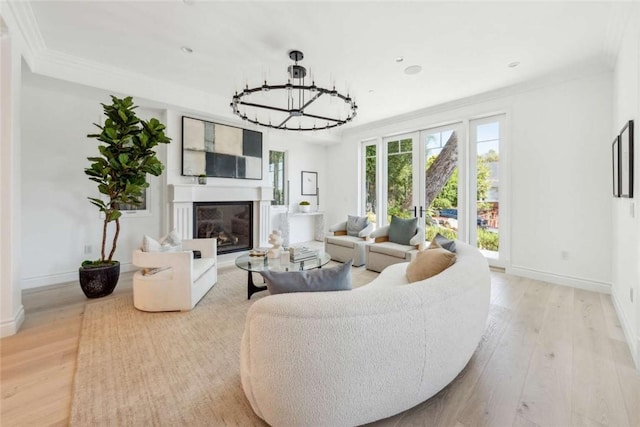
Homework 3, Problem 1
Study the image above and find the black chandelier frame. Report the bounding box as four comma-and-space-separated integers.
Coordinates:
230, 50, 357, 131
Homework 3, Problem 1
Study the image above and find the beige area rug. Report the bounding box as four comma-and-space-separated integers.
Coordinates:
70, 263, 379, 426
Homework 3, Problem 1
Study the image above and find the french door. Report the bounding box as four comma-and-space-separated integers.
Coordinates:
362, 114, 507, 265
382, 132, 419, 224
417, 123, 467, 242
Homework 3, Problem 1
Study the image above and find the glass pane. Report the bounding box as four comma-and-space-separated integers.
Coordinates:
400, 139, 412, 152
423, 130, 458, 242
476, 122, 499, 142
387, 138, 413, 222
476, 122, 499, 254
364, 144, 377, 226
387, 140, 399, 154
269, 151, 285, 205
365, 145, 376, 157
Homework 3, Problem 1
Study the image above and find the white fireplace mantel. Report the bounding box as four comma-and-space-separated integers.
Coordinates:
170, 184, 272, 204
169, 184, 273, 247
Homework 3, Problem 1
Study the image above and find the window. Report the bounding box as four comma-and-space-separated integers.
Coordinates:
385, 137, 414, 222
470, 116, 505, 260
362, 142, 378, 226
269, 150, 286, 205
421, 127, 460, 242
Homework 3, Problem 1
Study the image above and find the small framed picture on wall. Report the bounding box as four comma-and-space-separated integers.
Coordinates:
301, 171, 318, 196
612, 135, 620, 197
619, 120, 634, 198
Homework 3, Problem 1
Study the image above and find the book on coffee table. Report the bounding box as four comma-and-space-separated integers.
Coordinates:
289, 246, 319, 261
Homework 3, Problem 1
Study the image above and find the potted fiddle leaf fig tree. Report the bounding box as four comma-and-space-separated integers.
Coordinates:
80, 95, 171, 298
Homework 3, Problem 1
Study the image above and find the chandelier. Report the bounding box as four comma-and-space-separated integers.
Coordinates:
230, 50, 357, 131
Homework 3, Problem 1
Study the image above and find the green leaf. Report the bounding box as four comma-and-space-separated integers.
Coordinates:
105, 128, 117, 140
88, 197, 107, 209
98, 184, 110, 195
106, 210, 122, 222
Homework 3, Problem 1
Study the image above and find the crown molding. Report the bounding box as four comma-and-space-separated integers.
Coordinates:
3, 0, 45, 66
33, 47, 227, 114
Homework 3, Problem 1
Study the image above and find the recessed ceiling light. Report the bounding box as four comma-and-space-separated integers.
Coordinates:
508, 61, 520, 68
368, 89, 375, 93
395, 56, 404, 63
181, 46, 193, 54
404, 65, 422, 75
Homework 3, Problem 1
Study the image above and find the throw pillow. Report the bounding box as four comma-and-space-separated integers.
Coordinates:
406, 244, 456, 283
346, 215, 369, 237
428, 233, 456, 253
260, 259, 353, 295
161, 229, 182, 247
141, 230, 183, 252
142, 235, 163, 252
388, 216, 418, 245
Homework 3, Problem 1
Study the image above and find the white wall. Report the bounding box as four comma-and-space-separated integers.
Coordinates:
20, 71, 166, 288
0, 14, 25, 337
268, 134, 327, 244
329, 70, 613, 293
612, 6, 640, 368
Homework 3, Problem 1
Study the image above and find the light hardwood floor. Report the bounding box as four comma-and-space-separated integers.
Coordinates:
1, 270, 639, 427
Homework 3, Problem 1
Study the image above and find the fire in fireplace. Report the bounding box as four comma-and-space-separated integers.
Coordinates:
193, 201, 253, 254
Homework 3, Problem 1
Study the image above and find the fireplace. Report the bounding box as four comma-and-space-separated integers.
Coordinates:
193, 202, 253, 254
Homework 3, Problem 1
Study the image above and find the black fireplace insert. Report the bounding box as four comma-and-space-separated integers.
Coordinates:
193, 201, 253, 254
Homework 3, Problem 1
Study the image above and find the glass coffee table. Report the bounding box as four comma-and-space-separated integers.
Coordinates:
235, 252, 331, 299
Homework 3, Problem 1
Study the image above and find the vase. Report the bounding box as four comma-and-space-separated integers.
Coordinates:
198, 176, 207, 185
79, 261, 120, 298
299, 205, 311, 213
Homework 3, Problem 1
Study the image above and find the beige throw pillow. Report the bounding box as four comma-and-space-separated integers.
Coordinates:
406, 242, 456, 283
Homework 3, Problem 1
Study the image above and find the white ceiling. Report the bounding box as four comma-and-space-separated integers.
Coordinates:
22, 1, 630, 130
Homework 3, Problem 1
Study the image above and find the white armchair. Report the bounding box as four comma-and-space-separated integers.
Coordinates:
132, 238, 217, 312
365, 225, 425, 272
324, 220, 374, 267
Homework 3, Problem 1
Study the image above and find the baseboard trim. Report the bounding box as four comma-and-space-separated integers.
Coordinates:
506, 265, 611, 294
611, 292, 640, 370
21, 263, 136, 290
1, 304, 25, 338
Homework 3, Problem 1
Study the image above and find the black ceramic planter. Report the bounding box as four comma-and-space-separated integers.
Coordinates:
79, 261, 120, 298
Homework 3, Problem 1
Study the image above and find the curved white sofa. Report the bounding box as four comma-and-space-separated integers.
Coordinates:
240, 242, 490, 427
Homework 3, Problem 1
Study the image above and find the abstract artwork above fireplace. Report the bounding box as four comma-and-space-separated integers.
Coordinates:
182, 116, 263, 180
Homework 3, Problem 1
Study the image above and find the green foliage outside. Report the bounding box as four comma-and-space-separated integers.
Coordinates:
477, 227, 499, 251
365, 145, 377, 223
427, 152, 494, 211
386, 139, 413, 222
363, 134, 500, 251
85, 96, 171, 264
270, 151, 285, 205
425, 225, 457, 241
